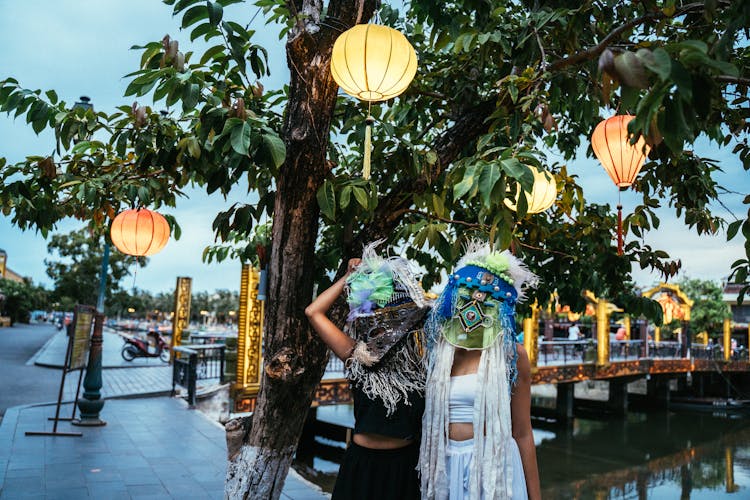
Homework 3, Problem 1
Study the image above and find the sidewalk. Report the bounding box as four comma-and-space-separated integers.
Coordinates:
0, 397, 329, 499
32, 329, 170, 369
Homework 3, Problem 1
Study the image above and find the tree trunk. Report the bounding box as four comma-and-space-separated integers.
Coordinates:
225, 1, 377, 498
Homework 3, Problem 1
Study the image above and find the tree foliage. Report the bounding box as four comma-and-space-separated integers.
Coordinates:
0, 277, 48, 324
1, 0, 749, 496
45, 228, 144, 312
678, 276, 731, 335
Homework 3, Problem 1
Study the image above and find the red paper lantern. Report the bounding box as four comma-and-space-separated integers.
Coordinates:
110, 208, 170, 256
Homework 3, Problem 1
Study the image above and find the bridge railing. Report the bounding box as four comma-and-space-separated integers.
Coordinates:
538, 340, 591, 365
325, 353, 345, 378
610, 340, 643, 361
649, 341, 683, 359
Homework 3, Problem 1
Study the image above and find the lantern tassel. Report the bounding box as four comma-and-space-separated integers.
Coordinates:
363, 115, 374, 180
617, 203, 623, 255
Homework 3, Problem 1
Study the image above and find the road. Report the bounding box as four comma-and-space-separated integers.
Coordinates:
0, 323, 61, 418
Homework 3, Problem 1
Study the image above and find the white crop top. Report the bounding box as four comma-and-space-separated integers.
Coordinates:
449, 373, 477, 423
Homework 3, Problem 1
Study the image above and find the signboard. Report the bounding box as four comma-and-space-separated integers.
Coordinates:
69, 305, 95, 370
171, 277, 192, 349
236, 265, 263, 393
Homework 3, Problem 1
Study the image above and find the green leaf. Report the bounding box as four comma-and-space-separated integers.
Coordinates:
478, 162, 501, 207
261, 133, 286, 169
352, 187, 368, 209
181, 4, 208, 28
207, 1, 223, 27
230, 121, 252, 156
453, 164, 478, 199
727, 220, 743, 240
340, 185, 351, 209
182, 83, 200, 112
638, 48, 671, 81
200, 44, 226, 65
316, 180, 336, 220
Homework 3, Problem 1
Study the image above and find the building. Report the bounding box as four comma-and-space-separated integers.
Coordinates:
723, 282, 750, 326
0, 249, 25, 284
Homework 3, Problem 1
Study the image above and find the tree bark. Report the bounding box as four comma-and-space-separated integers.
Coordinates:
224, 1, 378, 498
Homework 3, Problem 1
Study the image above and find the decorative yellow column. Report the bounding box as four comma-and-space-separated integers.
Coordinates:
596, 299, 610, 366
724, 317, 731, 362
725, 446, 737, 493
654, 326, 661, 343
234, 264, 264, 412
171, 276, 192, 350
523, 304, 539, 369
624, 314, 631, 340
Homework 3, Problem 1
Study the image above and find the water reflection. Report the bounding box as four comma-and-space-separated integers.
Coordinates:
537, 412, 750, 499
294, 407, 750, 498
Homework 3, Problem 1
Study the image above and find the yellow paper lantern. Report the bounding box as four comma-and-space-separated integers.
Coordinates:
504, 168, 557, 214
330, 24, 417, 179
110, 208, 170, 256
331, 24, 418, 102
591, 115, 651, 187
591, 114, 651, 255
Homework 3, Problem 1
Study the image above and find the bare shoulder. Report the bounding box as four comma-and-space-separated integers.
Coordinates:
515, 343, 531, 379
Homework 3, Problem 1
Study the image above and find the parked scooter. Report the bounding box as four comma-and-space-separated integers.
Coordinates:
121, 330, 171, 362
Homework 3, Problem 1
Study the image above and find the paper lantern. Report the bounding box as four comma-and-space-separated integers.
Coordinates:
591, 115, 651, 254
331, 24, 417, 102
504, 168, 557, 214
110, 208, 170, 256
591, 115, 651, 187
330, 24, 417, 179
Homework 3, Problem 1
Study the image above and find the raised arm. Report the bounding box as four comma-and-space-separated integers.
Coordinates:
511, 344, 541, 500
305, 259, 360, 360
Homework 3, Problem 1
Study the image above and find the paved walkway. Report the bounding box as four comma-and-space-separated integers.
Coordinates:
0, 397, 329, 499
32, 329, 170, 369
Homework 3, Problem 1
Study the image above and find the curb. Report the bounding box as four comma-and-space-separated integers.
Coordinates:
24, 328, 62, 366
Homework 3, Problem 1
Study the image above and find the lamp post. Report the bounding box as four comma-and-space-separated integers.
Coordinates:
73, 96, 107, 427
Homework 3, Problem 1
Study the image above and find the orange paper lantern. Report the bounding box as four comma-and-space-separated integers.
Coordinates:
591, 114, 651, 255
110, 208, 170, 256
591, 115, 650, 187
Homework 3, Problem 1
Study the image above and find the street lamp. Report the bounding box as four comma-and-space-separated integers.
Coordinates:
72, 96, 107, 427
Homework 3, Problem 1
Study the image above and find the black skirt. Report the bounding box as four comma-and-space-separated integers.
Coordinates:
331, 441, 420, 500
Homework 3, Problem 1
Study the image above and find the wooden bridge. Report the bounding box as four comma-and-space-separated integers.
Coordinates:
309, 339, 750, 422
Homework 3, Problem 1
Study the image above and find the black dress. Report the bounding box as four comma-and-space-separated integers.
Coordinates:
331, 384, 425, 500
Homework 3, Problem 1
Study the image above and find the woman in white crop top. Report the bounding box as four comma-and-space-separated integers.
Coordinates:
420, 244, 541, 499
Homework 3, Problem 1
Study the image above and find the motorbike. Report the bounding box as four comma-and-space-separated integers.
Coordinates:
121, 331, 171, 362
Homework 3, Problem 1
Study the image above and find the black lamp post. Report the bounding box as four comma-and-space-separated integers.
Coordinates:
72, 96, 107, 427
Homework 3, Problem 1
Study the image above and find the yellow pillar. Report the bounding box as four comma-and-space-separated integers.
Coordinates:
624, 314, 631, 340
171, 276, 192, 351
725, 446, 736, 493
724, 318, 731, 362
596, 299, 610, 366
654, 326, 661, 343
523, 305, 539, 369
236, 265, 264, 396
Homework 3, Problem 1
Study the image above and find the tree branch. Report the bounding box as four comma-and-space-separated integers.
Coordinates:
548, 2, 708, 72
717, 75, 750, 86
405, 209, 484, 229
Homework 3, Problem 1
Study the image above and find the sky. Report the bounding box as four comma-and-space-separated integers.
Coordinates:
0, 1, 747, 295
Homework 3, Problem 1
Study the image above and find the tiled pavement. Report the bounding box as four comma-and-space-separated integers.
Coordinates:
0, 397, 329, 499
61, 366, 173, 402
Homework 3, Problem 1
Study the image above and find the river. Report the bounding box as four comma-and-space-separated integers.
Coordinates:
295, 407, 750, 498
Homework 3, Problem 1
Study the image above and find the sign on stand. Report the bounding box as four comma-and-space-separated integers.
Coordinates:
26, 304, 95, 437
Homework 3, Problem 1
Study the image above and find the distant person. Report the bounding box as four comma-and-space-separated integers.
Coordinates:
616, 326, 626, 341
568, 321, 581, 340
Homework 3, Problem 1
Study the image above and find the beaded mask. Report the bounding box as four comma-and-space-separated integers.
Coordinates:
343, 240, 430, 414
428, 246, 536, 351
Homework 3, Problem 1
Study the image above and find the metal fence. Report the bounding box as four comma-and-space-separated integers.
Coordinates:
610, 340, 644, 361
649, 341, 683, 359
172, 344, 226, 406
538, 340, 592, 365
